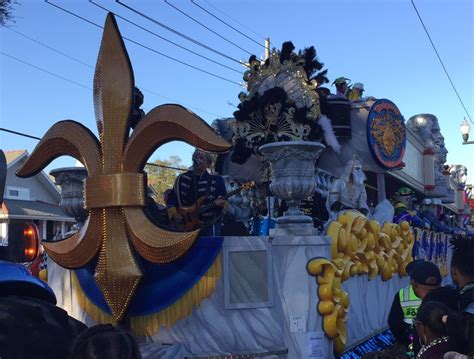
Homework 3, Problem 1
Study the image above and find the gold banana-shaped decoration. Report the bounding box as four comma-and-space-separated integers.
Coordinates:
316, 211, 415, 352
16, 14, 231, 321
307, 257, 349, 353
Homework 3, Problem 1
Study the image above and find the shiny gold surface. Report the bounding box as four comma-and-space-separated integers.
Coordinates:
85, 173, 146, 208
15, 13, 230, 321
241, 50, 320, 119
124, 207, 199, 263
16, 121, 101, 178
123, 104, 231, 172
308, 211, 415, 354
43, 209, 102, 268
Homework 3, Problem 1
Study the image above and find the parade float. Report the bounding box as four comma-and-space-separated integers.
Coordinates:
15, 13, 464, 358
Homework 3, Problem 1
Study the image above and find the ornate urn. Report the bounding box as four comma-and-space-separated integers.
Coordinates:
259, 141, 325, 233
50, 167, 88, 231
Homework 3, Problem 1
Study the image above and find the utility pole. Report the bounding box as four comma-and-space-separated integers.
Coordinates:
265, 38, 270, 60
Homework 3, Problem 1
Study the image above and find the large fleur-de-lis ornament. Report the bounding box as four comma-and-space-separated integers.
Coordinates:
16, 14, 231, 321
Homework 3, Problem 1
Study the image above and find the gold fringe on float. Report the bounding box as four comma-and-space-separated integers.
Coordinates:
72, 253, 222, 336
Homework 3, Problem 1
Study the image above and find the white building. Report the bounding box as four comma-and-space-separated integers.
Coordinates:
0, 150, 74, 246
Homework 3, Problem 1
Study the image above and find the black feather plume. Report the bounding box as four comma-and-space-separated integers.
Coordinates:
280, 41, 295, 64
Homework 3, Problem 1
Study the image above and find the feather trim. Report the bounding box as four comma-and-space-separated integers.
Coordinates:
319, 115, 341, 153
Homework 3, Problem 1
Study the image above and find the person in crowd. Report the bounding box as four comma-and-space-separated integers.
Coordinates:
414, 301, 456, 358
0, 260, 87, 359
167, 149, 227, 236
389, 260, 424, 351
388, 261, 459, 356
70, 324, 141, 359
450, 236, 474, 313
441, 236, 474, 355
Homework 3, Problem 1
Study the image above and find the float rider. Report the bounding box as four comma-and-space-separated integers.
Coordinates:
167, 149, 227, 236
327, 157, 369, 218
330, 76, 351, 99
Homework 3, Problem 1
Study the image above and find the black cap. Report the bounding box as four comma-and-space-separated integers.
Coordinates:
406, 259, 425, 275
408, 261, 441, 286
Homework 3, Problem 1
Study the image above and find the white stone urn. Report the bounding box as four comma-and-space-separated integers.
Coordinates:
259, 141, 325, 234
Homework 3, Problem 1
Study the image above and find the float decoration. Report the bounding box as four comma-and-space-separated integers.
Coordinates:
366, 99, 406, 170
308, 211, 415, 353
306, 258, 349, 354
231, 42, 339, 165
16, 13, 231, 321
413, 228, 449, 277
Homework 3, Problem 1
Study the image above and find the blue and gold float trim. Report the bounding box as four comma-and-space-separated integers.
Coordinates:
73, 236, 223, 336
413, 228, 450, 277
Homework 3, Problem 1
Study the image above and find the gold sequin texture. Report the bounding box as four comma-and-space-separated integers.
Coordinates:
15, 13, 231, 321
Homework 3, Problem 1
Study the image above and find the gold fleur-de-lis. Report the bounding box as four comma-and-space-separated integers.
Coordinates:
16, 14, 231, 321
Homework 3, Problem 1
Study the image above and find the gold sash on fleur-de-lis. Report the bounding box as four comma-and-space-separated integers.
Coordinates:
16, 14, 231, 321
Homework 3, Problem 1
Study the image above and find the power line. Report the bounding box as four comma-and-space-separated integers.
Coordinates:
411, 0, 472, 124
0, 128, 41, 141
3, 27, 94, 69
115, 0, 248, 67
163, 0, 253, 56
203, 0, 267, 43
44, 0, 241, 86
145, 162, 187, 171
0, 127, 188, 172
139, 89, 225, 118
2, 26, 225, 118
88, 0, 241, 74
1, 52, 92, 90
191, 0, 265, 49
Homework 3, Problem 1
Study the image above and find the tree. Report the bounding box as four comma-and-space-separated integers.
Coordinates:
0, 0, 18, 26
145, 155, 185, 205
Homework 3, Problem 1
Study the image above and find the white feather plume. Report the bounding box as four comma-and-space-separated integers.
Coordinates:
319, 115, 341, 153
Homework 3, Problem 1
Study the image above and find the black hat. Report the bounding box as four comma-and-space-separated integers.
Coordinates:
408, 261, 441, 286
405, 259, 425, 275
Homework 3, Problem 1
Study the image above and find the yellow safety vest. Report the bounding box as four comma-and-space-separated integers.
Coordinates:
399, 285, 421, 324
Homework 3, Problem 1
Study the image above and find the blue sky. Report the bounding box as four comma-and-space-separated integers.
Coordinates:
1, 0, 473, 182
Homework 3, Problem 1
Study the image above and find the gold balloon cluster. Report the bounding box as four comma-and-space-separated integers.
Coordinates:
307, 210, 415, 353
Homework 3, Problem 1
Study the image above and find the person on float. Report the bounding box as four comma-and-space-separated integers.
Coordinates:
348, 82, 365, 101
326, 157, 369, 218
388, 261, 459, 356
167, 149, 227, 236
392, 187, 415, 224
329, 76, 350, 99
392, 187, 425, 228
413, 301, 457, 359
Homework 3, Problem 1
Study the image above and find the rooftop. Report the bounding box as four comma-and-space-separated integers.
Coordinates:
1, 198, 73, 220
4, 150, 27, 165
